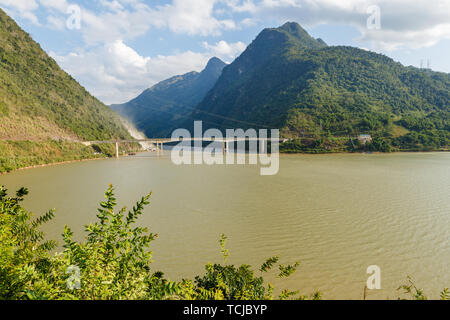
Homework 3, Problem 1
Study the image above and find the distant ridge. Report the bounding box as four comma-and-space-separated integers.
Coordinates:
187, 22, 449, 152
111, 57, 227, 138
107, 21, 448, 152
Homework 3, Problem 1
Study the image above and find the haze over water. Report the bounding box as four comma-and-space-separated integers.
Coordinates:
1, 152, 448, 299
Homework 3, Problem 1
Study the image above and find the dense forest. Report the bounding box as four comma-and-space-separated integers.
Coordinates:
190, 23, 449, 153
112, 22, 448, 153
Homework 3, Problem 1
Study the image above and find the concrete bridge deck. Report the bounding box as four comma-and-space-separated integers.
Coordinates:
83, 137, 284, 158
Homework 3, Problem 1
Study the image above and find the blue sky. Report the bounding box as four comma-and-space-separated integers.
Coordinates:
1, 0, 449, 104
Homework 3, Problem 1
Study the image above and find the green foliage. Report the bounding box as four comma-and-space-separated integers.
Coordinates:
0, 140, 111, 173
397, 276, 449, 301
0, 185, 321, 300
0, 139, 142, 173
60, 185, 158, 299
368, 137, 392, 153
278, 262, 300, 278
260, 256, 279, 273
112, 57, 226, 138
0, 8, 132, 142
0, 9, 141, 173
193, 235, 312, 300
190, 22, 449, 153
0, 100, 8, 116
219, 234, 230, 262
0, 186, 447, 300
440, 288, 449, 301
0, 186, 57, 299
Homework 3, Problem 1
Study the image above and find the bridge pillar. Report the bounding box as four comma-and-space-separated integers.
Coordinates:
260, 139, 266, 154
115, 142, 119, 158
223, 141, 229, 154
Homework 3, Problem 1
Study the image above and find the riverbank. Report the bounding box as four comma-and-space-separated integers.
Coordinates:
280, 149, 450, 155
1, 138, 448, 175
0, 140, 142, 174
0, 156, 110, 175
0, 119, 149, 174
1, 152, 448, 299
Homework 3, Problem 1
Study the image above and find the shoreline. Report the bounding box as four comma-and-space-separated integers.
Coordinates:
0, 156, 110, 176
280, 149, 450, 156
1, 149, 448, 176
0, 149, 153, 176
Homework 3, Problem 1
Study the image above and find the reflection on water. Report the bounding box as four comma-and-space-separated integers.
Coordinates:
0, 152, 449, 299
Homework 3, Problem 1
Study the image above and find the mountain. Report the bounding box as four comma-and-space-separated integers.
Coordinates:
190, 22, 327, 129
111, 57, 227, 138
0, 8, 135, 172
0, 8, 131, 141
189, 22, 449, 152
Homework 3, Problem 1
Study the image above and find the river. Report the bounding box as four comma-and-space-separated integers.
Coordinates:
0, 152, 448, 299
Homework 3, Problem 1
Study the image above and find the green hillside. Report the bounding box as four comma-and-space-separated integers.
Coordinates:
111, 57, 226, 138
192, 22, 449, 152
0, 8, 135, 172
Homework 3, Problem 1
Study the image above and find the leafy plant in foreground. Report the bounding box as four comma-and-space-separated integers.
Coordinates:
0, 186, 447, 300
397, 276, 449, 301
0, 186, 57, 299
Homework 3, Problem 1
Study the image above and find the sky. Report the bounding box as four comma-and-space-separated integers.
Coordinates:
1, 0, 449, 105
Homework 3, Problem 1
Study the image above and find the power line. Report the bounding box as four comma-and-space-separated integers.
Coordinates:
121, 106, 229, 134
124, 103, 277, 130
190, 108, 277, 129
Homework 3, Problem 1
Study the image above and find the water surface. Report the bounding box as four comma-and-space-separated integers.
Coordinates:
1, 152, 448, 299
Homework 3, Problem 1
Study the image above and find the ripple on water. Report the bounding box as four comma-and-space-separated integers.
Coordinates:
0, 152, 449, 299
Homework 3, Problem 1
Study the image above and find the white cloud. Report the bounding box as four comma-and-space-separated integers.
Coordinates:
202, 40, 246, 62
108, 40, 150, 70
37, 0, 238, 45
1, 0, 238, 44
3, 0, 449, 105
240, 17, 258, 27
0, 0, 40, 24
39, 0, 69, 12
46, 14, 65, 30
51, 39, 244, 104
1, 0, 243, 104
150, 0, 236, 36
224, 0, 450, 50
99, 0, 124, 12
2, 0, 449, 50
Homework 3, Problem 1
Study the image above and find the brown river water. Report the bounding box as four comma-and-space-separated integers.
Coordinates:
0, 152, 448, 299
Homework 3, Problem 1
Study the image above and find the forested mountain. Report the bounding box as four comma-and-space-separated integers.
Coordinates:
0, 8, 131, 142
0, 8, 134, 172
190, 22, 449, 152
111, 57, 226, 138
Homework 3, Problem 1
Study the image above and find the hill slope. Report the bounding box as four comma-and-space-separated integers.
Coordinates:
111, 57, 226, 138
191, 22, 449, 152
0, 8, 130, 142
0, 8, 136, 172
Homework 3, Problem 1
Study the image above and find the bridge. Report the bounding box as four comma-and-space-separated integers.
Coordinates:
82, 138, 285, 158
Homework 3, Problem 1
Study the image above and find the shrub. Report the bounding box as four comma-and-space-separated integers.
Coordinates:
0, 185, 318, 300
0, 185, 447, 300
